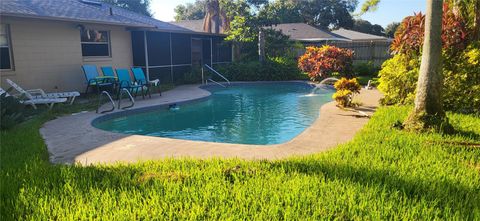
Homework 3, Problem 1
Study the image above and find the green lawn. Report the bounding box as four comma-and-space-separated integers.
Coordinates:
1, 105, 479, 220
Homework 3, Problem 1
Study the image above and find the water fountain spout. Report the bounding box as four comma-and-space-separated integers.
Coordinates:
309, 77, 339, 94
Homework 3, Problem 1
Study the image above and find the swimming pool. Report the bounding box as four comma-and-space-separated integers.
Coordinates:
93, 82, 334, 145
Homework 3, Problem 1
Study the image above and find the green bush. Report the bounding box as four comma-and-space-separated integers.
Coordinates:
353, 61, 379, 76
1, 90, 25, 130
443, 43, 480, 113
378, 42, 480, 114
214, 57, 306, 81
378, 54, 419, 105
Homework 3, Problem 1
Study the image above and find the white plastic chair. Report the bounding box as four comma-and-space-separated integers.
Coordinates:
6, 79, 80, 104
1, 87, 67, 109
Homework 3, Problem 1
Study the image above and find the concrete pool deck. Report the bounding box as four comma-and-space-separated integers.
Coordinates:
40, 83, 382, 165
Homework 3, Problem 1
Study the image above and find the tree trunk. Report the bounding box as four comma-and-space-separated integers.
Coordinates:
258, 29, 266, 63
214, 15, 220, 34
404, 0, 449, 131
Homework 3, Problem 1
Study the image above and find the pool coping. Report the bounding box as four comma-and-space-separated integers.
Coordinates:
40, 82, 382, 165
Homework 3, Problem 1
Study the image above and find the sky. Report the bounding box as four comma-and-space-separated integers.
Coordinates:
150, 0, 426, 28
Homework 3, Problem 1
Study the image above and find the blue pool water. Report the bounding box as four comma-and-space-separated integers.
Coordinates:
93, 82, 334, 145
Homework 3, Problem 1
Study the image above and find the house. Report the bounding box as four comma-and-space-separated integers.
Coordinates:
330, 28, 392, 66
269, 24, 391, 66
267, 23, 350, 43
0, 0, 232, 92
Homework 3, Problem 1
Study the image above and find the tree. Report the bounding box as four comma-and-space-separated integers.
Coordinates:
384, 22, 400, 38
352, 19, 385, 36
404, 0, 447, 131
102, 0, 152, 17
203, 0, 229, 34
361, 0, 449, 131
174, 1, 205, 21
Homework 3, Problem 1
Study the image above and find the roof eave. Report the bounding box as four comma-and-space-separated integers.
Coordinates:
0, 13, 154, 28
296, 38, 352, 42
129, 27, 228, 36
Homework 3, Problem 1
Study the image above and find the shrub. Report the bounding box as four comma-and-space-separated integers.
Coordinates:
391, 3, 468, 55
298, 45, 353, 81
215, 57, 305, 81
353, 61, 378, 76
1, 90, 25, 130
377, 54, 419, 105
378, 42, 480, 114
332, 77, 361, 108
443, 42, 480, 113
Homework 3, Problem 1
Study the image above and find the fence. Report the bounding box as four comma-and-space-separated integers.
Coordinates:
327, 41, 392, 67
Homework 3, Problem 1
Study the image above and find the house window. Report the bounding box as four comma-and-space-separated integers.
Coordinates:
0, 24, 13, 70
80, 29, 111, 57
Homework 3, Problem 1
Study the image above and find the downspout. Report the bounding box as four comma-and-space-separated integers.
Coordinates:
143, 31, 150, 81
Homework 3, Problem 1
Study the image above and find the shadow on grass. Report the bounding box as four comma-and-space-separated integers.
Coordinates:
268, 159, 479, 218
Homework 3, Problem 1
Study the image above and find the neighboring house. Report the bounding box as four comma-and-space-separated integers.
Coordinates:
330, 28, 392, 67
270, 24, 392, 67
267, 23, 350, 43
173, 20, 391, 67
0, 0, 232, 92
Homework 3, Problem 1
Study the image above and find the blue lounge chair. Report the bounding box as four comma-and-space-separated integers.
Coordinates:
116, 68, 146, 99
82, 65, 114, 94
131, 67, 158, 97
101, 66, 116, 78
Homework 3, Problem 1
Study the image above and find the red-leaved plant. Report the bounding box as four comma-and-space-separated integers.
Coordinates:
298, 45, 353, 81
391, 3, 468, 55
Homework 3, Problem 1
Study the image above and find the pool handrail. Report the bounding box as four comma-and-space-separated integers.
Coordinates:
204, 64, 230, 86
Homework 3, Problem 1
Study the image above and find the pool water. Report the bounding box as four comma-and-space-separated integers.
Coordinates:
93, 83, 334, 145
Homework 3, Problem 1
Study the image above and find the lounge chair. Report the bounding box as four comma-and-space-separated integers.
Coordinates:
116, 68, 146, 99
131, 67, 159, 98
82, 65, 115, 94
101, 66, 117, 78
6, 79, 79, 105
1, 87, 67, 109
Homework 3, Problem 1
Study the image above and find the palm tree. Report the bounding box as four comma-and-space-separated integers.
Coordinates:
203, 0, 229, 34
362, 0, 448, 131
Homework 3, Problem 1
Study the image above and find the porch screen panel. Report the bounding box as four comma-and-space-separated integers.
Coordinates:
148, 67, 172, 84
131, 31, 146, 67
171, 33, 191, 65
146, 32, 171, 66
218, 39, 232, 62
172, 66, 195, 85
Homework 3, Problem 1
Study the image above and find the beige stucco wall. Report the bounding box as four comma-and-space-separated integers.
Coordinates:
0, 16, 133, 92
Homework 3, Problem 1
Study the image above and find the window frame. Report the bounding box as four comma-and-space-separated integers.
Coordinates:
80, 29, 112, 58
0, 24, 14, 71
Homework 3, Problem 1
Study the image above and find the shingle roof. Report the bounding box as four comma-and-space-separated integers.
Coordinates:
0, 0, 192, 32
332, 28, 390, 41
171, 19, 228, 35
268, 23, 350, 42
171, 19, 206, 33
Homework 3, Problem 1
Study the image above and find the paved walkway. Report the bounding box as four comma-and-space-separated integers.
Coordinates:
40, 83, 382, 165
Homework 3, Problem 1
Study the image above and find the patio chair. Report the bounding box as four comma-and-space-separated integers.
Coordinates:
116, 68, 146, 99
131, 67, 159, 98
6, 79, 79, 105
1, 87, 67, 109
82, 65, 115, 94
101, 66, 116, 78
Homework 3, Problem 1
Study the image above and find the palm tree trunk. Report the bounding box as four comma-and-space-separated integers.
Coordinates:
405, 0, 449, 131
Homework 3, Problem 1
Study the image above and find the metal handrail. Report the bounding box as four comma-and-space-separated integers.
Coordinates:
96, 91, 115, 114
207, 78, 227, 88
204, 64, 230, 86
118, 88, 135, 110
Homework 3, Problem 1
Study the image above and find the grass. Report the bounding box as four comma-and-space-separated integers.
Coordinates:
1, 105, 479, 220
